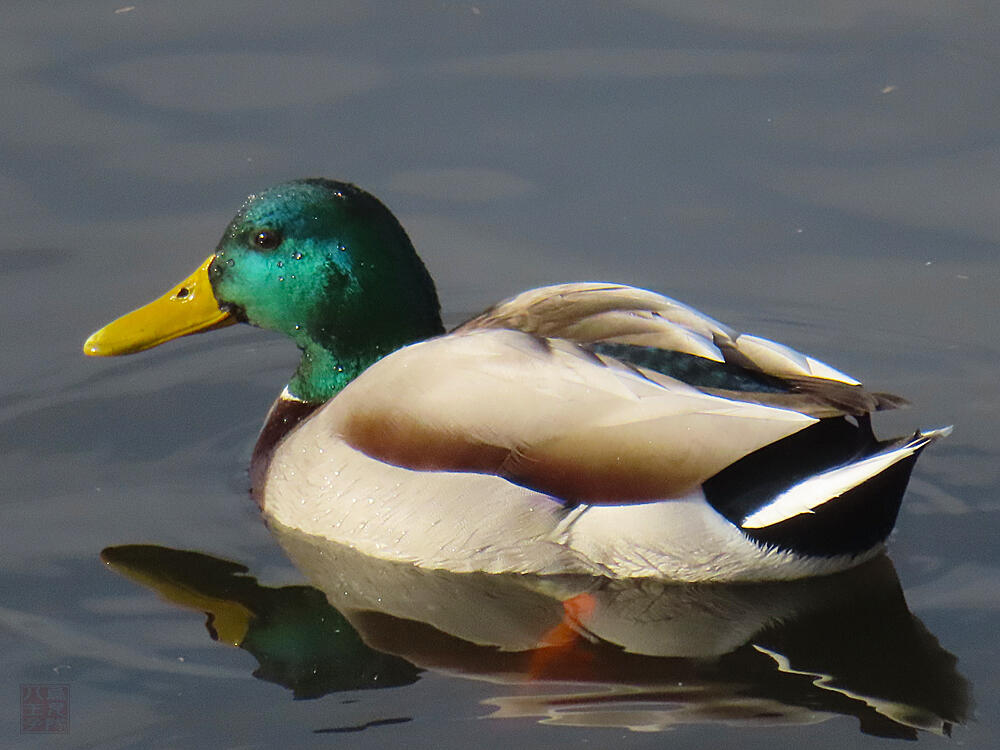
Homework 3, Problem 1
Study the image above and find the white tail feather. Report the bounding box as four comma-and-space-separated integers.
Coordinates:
741, 427, 952, 529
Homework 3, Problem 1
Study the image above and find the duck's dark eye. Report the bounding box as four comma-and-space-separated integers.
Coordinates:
252, 229, 282, 251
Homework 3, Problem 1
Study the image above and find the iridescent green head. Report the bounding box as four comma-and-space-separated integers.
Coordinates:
84, 179, 444, 403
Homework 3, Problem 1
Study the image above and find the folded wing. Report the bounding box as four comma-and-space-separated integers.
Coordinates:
323, 329, 817, 503
455, 283, 905, 417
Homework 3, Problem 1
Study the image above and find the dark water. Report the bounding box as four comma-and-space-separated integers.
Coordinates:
3, 1, 998, 747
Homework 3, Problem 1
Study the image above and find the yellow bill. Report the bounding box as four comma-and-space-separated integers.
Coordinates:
84, 254, 236, 356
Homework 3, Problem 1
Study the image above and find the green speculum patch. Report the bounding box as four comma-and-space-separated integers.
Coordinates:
590, 343, 789, 393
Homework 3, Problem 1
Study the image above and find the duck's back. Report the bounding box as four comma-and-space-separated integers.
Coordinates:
456, 283, 907, 418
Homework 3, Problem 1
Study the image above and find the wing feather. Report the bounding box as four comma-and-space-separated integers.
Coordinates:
319, 329, 817, 503
454, 283, 904, 416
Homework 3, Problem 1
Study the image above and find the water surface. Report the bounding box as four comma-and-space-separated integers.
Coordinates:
2, 1, 998, 747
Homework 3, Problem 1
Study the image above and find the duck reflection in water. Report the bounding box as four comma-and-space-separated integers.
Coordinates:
102, 533, 969, 741
100, 545, 421, 699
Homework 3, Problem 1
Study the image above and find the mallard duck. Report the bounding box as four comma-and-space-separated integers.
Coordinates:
84, 179, 949, 582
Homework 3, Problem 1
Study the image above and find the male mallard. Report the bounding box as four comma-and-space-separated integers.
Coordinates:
85, 179, 949, 582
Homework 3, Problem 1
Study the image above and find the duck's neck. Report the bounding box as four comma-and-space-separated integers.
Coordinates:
251, 314, 445, 502
286, 316, 446, 404
287, 342, 372, 403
